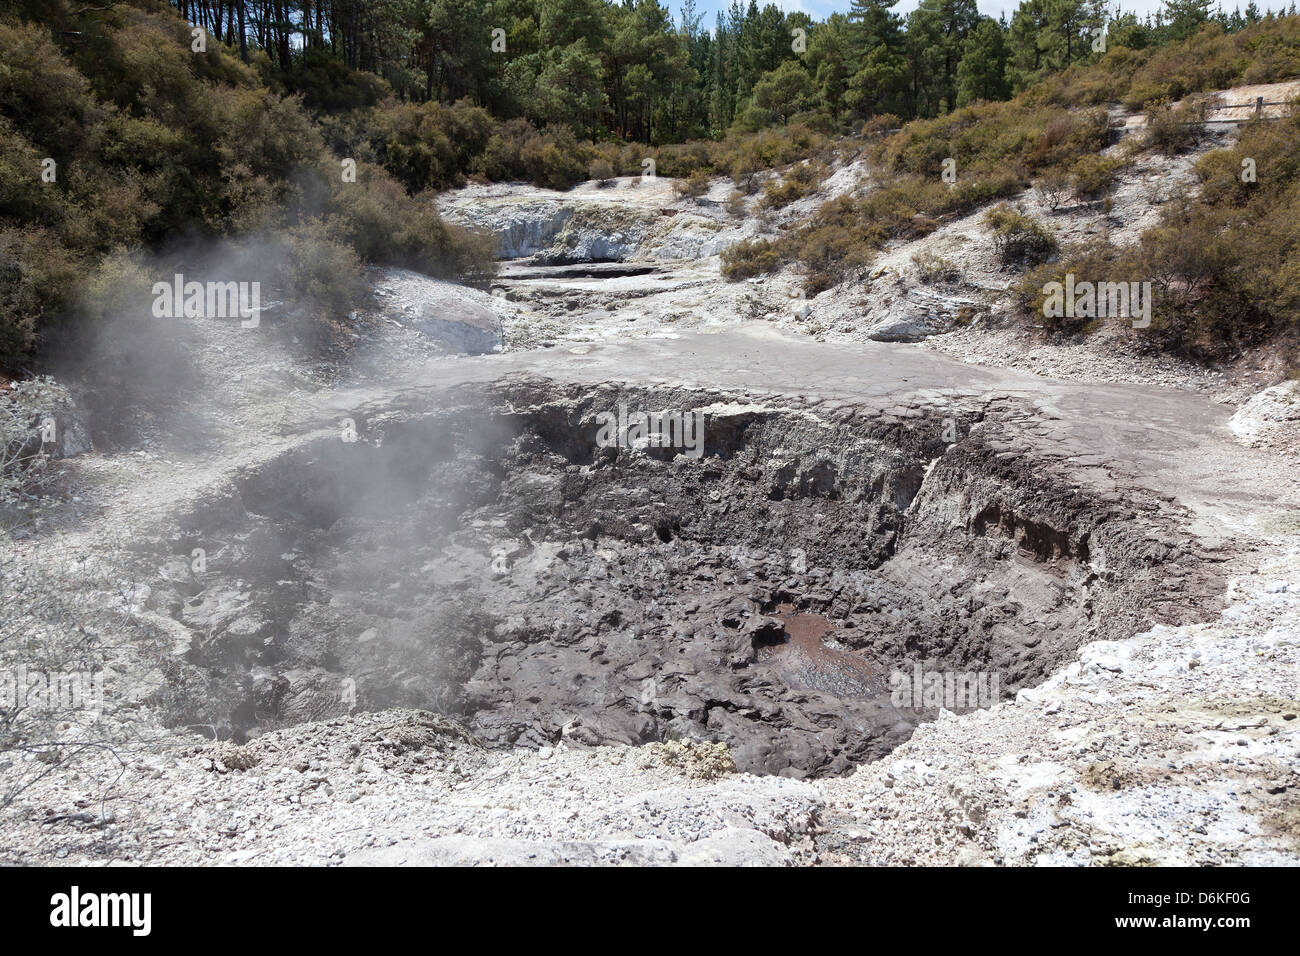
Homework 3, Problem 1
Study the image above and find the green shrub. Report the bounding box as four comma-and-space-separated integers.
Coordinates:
1119, 20, 1300, 111
0, 226, 81, 366
720, 238, 781, 280
912, 249, 960, 284
730, 149, 765, 194
759, 161, 823, 209
861, 114, 902, 137
366, 101, 463, 191
1144, 98, 1206, 155
0, 19, 101, 158
1015, 239, 1146, 336
0, 115, 71, 232
1035, 165, 1071, 211
878, 101, 1107, 180
475, 119, 587, 189
280, 219, 364, 351
72, 247, 153, 325
281, 49, 388, 113
588, 157, 616, 184
363, 98, 496, 192
1024, 20, 1300, 114
1068, 155, 1122, 201
984, 204, 1058, 265
326, 163, 495, 284
1046, 107, 1300, 363
774, 163, 1021, 294
674, 169, 711, 199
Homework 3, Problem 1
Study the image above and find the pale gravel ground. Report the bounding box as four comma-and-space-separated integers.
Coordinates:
0, 714, 823, 866
1229, 381, 1300, 458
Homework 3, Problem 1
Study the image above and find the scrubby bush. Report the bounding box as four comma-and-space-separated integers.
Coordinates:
1069, 154, 1123, 201
755, 95, 1103, 292
730, 149, 765, 194
912, 249, 960, 284
1036, 166, 1072, 211
324, 162, 492, 281
1025, 20, 1300, 114
281, 49, 389, 113
281, 219, 364, 349
787, 222, 874, 294
71, 247, 154, 326
0, 226, 81, 365
652, 139, 712, 178
759, 161, 824, 209
588, 157, 616, 185
861, 114, 902, 137
365, 101, 468, 192
878, 102, 1108, 181
1144, 98, 1205, 155
674, 169, 711, 200
720, 238, 781, 280
985, 204, 1058, 265
1, 376, 70, 520
1013, 238, 1145, 336
759, 176, 812, 209
771, 167, 1021, 294
475, 119, 588, 189
1119, 20, 1300, 110
0, 7, 499, 368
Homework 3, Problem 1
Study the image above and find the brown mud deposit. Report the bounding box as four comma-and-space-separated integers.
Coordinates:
132, 377, 1229, 778
760, 607, 884, 700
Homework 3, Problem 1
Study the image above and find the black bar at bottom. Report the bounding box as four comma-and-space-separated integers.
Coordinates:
0, 865, 1281, 941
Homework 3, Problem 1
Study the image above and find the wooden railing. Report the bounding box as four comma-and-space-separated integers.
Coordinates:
1201, 96, 1291, 122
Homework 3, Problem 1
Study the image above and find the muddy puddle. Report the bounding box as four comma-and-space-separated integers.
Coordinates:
758, 605, 886, 700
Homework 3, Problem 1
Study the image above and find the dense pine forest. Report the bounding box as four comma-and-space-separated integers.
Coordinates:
160, 0, 1299, 140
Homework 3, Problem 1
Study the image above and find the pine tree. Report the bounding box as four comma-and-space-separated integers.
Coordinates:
1006, 0, 1053, 91
1164, 0, 1214, 39
848, 0, 903, 56
956, 16, 1011, 105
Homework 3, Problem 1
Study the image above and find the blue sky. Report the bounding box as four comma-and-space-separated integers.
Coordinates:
681, 1, 1279, 26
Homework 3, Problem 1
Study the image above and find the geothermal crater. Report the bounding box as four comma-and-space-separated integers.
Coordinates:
141, 377, 1216, 777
